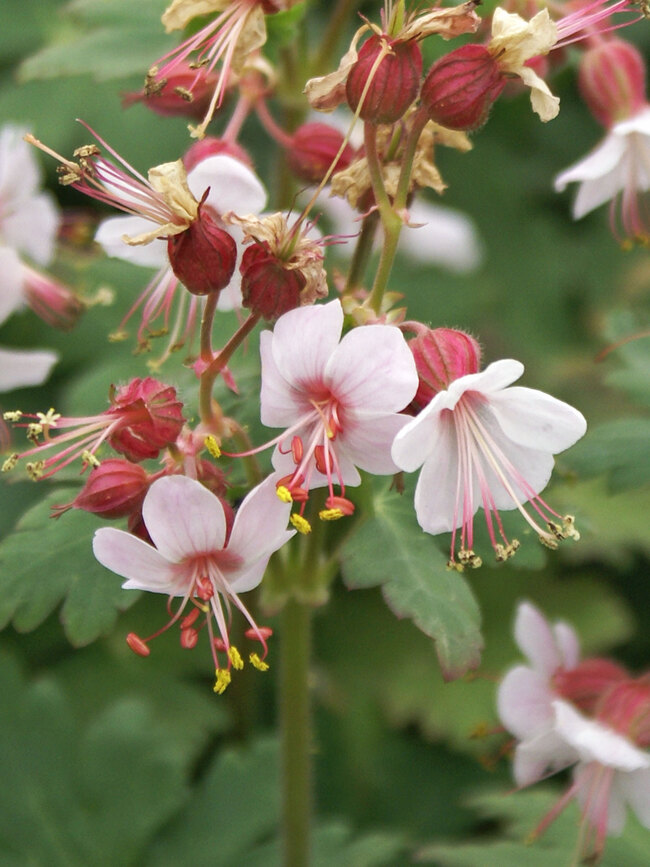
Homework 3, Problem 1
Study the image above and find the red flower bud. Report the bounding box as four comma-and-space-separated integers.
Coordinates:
579, 39, 646, 128
108, 377, 185, 461
240, 241, 306, 320
554, 658, 629, 717
408, 326, 481, 407
53, 459, 150, 519
183, 136, 253, 172
123, 61, 221, 121
287, 122, 355, 184
346, 35, 423, 124
421, 44, 506, 130
167, 201, 237, 296
596, 679, 650, 746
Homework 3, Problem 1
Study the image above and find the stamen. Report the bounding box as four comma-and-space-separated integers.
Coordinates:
319, 508, 345, 521
213, 668, 232, 694
228, 645, 244, 670
290, 513, 312, 534
126, 632, 151, 656
205, 434, 221, 458
250, 653, 270, 671
276, 485, 293, 503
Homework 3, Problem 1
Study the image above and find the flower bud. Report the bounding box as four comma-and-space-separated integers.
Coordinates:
167, 203, 237, 296
554, 658, 629, 716
54, 459, 150, 519
421, 44, 506, 131
346, 35, 423, 124
287, 123, 355, 184
183, 136, 253, 171
408, 326, 481, 407
596, 679, 650, 746
108, 377, 185, 461
21, 265, 84, 331
578, 39, 647, 128
240, 241, 307, 320
123, 62, 221, 120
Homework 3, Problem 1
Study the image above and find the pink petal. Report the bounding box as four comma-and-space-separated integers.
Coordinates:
0, 347, 57, 391
446, 359, 524, 403
260, 330, 307, 428
397, 200, 483, 272
95, 216, 169, 268
92, 527, 179, 593
513, 730, 576, 787
341, 410, 411, 476
187, 155, 266, 216
325, 324, 417, 414
553, 700, 650, 771
143, 475, 227, 562
270, 300, 343, 391
574, 763, 627, 836
514, 601, 561, 674
488, 386, 586, 454
619, 768, 650, 829
391, 394, 447, 473
553, 621, 580, 669
3, 192, 59, 266
0, 246, 25, 324
498, 664, 555, 740
412, 423, 468, 534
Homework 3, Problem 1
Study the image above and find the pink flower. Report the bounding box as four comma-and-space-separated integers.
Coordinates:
391, 353, 587, 568
92, 473, 294, 689
253, 299, 418, 524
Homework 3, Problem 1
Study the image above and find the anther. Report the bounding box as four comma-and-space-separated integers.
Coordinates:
458, 548, 482, 569
180, 607, 201, 629
291, 436, 304, 463
319, 508, 344, 521
290, 513, 312, 534
2, 454, 18, 472
197, 577, 214, 600
3, 411, 22, 421
26, 461, 45, 480
245, 626, 273, 641
81, 450, 101, 468
228, 646, 244, 670
276, 485, 293, 503
205, 434, 221, 458
213, 669, 231, 694
324, 495, 355, 516
126, 632, 151, 656
250, 653, 269, 671
180, 627, 199, 649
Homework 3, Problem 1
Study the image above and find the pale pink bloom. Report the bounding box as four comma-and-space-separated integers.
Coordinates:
498, 601, 581, 786
391, 359, 587, 567
256, 299, 418, 514
93, 473, 294, 679
554, 105, 650, 243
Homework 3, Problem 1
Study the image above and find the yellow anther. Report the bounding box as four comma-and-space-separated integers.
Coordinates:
318, 508, 344, 521
204, 434, 221, 458
495, 540, 519, 562
276, 485, 293, 503
228, 646, 244, 670
81, 450, 101, 468
26, 461, 44, 480
539, 534, 559, 550
290, 513, 312, 534
458, 548, 482, 569
37, 409, 61, 428
249, 653, 269, 672
3, 411, 22, 422
446, 559, 464, 573
561, 515, 580, 542
108, 330, 129, 343
213, 668, 232, 694
2, 454, 18, 472
27, 423, 43, 442
73, 144, 100, 159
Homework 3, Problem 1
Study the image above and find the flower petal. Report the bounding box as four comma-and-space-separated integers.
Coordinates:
398, 200, 483, 272
514, 601, 561, 674
340, 410, 412, 476
498, 664, 555, 740
3, 192, 59, 266
553, 621, 580, 670
143, 475, 227, 562
92, 526, 179, 593
325, 324, 417, 414
0, 347, 57, 391
187, 155, 267, 216
488, 386, 586, 453
412, 422, 467, 534
260, 329, 307, 428
95, 216, 169, 268
270, 300, 343, 390
0, 246, 25, 324
513, 729, 576, 787
553, 700, 650, 771
618, 767, 650, 829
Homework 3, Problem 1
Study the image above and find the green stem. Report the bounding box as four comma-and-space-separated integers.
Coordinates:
343, 209, 380, 294
280, 597, 312, 867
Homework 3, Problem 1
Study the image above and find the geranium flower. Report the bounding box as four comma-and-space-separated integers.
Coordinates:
391, 352, 587, 568
92, 473, 294, 690
248, 299, 418, 527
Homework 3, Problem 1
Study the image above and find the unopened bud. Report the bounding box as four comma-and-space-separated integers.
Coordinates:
183, 136, 253, 171
167, 203, 237, 296
124, 62, 220, 120
287, 123, 355, 184
53, 459, 149, 519
108, 377, 185, 461
408, 325, 481, 407
346, 35, 423, 124
240, 241, 307, 320
421, 44, 506, 131
579, 39, 647, 128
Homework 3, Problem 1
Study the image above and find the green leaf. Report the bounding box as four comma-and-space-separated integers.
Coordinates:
0, 488, 139, 645
340, 481, 482, 680
0, 651, 189, 867
566, 419, 650, 492
417, 787, 650, 867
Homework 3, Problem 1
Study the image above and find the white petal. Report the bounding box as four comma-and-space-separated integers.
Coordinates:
488, 386, 586, 453
391, 393, 448, 472
554, 133, 627, 187
574, 763, 627, 836
553, 621, 580, 670
0, 346, 57, 391
143, 475, 227, 562
618, 767, 650, 829
340, 410, 411, 476
270, 300, 343, 389
227, 475, 294, 585
513, 729, 576, 787
412, 423, 467, 534
2, 193, 59, 266
260, 329, 306, 428
95, 216, 169, 267
553, 700, 650, 771
498, 665, 555, 741
187, 155, 267, 216
0, 127, 40, 201
514, 601, 561, 674
92, 527, 179, 593
397, 200, 483, 272
0, 246, 26, 324
326, 324, 417, 414
446, 358, 524, 403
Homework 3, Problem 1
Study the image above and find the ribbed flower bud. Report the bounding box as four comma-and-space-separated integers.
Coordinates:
53, 459, 150, 519
554, 658, 629, 717
346, 35, 423, 124
183, 136, 253, 172
287, 123, 355, 184
579, 39, 647, 128
408, 325, 481, 407
240, 242, 306, 320
167, 201, 237, 296
596, 678, 650, 747
108, 377, 185, 461
123, 62, 220, 120
421, 44, 506, 131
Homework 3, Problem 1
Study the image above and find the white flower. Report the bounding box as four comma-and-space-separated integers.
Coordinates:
391, 358, 587, 567
93, 473, 294, 682
554, 106, 650, 243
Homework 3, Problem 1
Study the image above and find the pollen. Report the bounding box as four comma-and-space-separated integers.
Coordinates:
26, 460, 45, 480
228, 645, 244, 670
458, 548, 482, 569
205, 434, 221, 458
319, 507, 344, 521
36, 409, 61, 428
290, 513, 312, 534
250, 653, 269, 671
3, 411, 22, 422
213, 668, 232, 694
2, 454, 18, 472
27, 424, 43, 442
81, 450, 101, 469
277, 485, 293, 503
